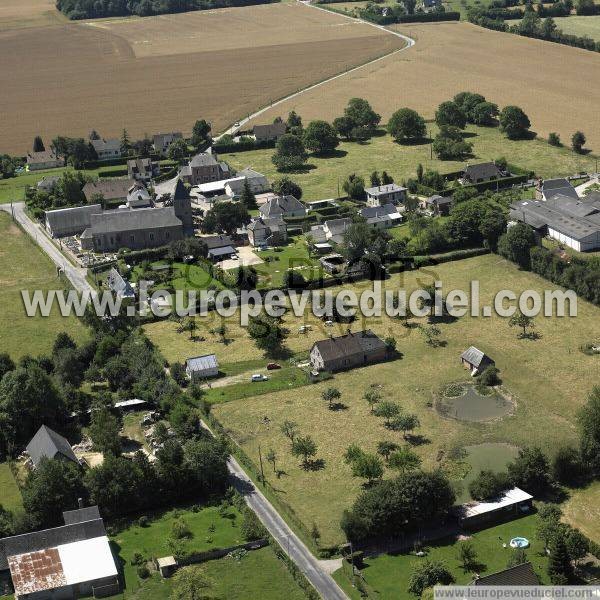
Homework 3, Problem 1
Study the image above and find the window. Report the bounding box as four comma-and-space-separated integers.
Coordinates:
149, 233, 154, 241
130, 235, 135, 243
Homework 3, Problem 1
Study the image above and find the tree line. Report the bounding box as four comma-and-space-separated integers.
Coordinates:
469, 2, 600, 53
56, 0, 278, 20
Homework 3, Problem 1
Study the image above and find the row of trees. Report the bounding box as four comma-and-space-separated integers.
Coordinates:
57, 0, 278, 19
270, 99, 381, 172
469, 4, 600, 53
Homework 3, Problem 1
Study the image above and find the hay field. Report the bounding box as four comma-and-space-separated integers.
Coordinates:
0, 0, 66, 30
246, 21, 600, 151
0, 3, 404, 154
84, 3, 385, 57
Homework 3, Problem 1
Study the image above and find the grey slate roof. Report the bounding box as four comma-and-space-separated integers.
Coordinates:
359, 204, 400, 219
36, 176, 60, 192
253, 122, 286, 138
208, 246, 236, 258
45, 204, 102, 236
259, 195, 306, 218
510, 196, 600, 241
0, 519, 106, 571
203, 234, 234, 250
186, 354, 218, 372
312, 330, 386, 363
541, 178, 579, 201
474, 562, 539, 586
106, 268, 135, 298
90, 138, 120, 154
26, 425, 78, 468
463, 162, 502, 181
62, 506, 101, 526
88, 207, 182, 235
325, 217, 352, 236
189, 152, 219, 168
460, 346, 494, 369
365, 183, 406, 197
153, 132, 182, 148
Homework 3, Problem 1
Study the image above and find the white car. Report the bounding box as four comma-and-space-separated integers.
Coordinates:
251, 374, 268, 382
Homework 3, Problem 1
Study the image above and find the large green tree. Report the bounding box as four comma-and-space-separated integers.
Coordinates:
23, 458, 85, 527
271, 134, 308, 171
387, 108, 426, 142
499, 105, 531, 140
302, 120, 339, 155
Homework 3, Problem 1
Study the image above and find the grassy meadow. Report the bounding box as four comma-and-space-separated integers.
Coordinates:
543, 15, 600, 41
0, 213, 87, 359
0, 463, 23, 513
222, 125, 598, 202
176, 254, 600, 546
562, 482, 600, 544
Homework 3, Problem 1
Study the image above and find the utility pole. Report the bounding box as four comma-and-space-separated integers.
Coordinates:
258, 444, 265, 485
429, 129, 433, 160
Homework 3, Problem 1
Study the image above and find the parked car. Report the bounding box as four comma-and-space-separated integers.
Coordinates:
266, 363, 281, 370
251, 374, 268, 382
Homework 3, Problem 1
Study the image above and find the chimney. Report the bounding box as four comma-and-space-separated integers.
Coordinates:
78, 497, 84, 509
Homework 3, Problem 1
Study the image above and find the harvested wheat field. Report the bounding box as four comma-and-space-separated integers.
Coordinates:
0, 3, 403, 154
247, 21, 600, 150
0, 0, 66, 30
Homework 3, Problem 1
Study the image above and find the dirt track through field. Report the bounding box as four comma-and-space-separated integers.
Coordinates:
0, 3, 403, 153
246, 20, 600, 151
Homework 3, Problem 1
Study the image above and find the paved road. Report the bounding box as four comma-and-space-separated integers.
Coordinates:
0, 202, 96, 299
216, 3, 415, 139
227, 454, 350, 600
199, 420, 349, 600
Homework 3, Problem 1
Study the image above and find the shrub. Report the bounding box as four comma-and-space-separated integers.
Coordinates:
137, 565, 150, 579
478, 366, 500, 386
171, 517, 192, 540
548, 132, 561, 146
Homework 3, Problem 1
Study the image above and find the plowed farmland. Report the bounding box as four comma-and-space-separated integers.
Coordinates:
247, 20, 600, 151
0, 3, 404, 154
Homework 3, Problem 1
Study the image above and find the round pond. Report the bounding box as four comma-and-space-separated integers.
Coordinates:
437, 384, 513, 422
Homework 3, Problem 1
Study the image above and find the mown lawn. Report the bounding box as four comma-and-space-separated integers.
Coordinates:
562, 482, 600, 544
206, 254, 600, 546
203, 366, 311, 405
0, 463, 23, 513
0, 213, 88, 359
221, 125, 598, 201
113, 504, 243, 598
334, 514, 549, 599
254, 238, 321, 289
119, 546, 307, 600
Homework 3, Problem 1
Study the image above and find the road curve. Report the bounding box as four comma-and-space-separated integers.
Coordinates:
0, 202, 96, 299
217, 3, 415, 139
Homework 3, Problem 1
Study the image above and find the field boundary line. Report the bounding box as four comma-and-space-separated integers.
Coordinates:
216, 1, 415, 138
